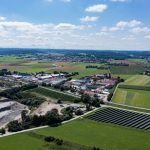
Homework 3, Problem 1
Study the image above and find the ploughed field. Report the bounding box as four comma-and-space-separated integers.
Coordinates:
85, 107, 150, 130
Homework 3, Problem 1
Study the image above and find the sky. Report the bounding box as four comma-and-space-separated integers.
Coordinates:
0, 0, 150, 50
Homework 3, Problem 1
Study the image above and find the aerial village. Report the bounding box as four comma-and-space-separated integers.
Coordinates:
0, 68, 118, 130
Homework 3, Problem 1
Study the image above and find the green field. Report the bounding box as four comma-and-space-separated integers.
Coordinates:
110, 65, 146, 75
35, 119, 150, 150
112, 88, 150, 108
0, 56, 109, 78
0, 56, 138, 80
124, 75, 150, 86
112, 75, 150, 109
29, 86, 80, 102
1, 118, 150, 150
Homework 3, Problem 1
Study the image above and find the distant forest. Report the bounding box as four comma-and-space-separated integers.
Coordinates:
0, 48, 150, 59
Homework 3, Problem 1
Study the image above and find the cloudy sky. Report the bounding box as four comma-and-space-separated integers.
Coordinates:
0, 0, 150, 50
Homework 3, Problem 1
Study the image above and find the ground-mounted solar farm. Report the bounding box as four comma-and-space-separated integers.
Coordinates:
85, 107, 150, 130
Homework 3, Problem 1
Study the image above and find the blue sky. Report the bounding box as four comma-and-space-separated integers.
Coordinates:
0, 0, 150, 50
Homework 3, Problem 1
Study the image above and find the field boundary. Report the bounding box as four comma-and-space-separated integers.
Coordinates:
119, 84, 150, 91
108, 102, 150, 113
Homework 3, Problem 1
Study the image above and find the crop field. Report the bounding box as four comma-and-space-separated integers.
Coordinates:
112, 75, 150, 109
0, 56, 140, 80
124, 75, 150, 86
0, 56, 109, 78
85, 107, 150, 130
112, 88, 150, 108
29, 86, 80, 102
110, 65, 146, 75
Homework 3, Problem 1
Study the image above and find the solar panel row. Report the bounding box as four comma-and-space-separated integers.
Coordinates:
85, 107, 150, 130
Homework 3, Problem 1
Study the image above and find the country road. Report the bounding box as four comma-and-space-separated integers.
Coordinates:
0, 107, 100, 138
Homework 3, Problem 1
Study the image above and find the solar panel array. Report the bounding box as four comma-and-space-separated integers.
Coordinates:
85, 107, 150, 130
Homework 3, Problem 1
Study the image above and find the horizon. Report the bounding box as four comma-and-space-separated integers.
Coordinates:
0, 47, 150, 52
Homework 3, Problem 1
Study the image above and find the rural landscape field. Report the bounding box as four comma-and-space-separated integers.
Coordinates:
0, 0, 150, 150
0, 49, 150, 150
112, 75, 150, 109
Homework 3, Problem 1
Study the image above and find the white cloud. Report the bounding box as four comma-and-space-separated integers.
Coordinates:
116, 20, 142, 28
85, 4, 107, 13
121, 35, 135, 41
0, 16, 6, 21
100, 20, 142, 33
145, 35, 150, 39
54, 23, 83, 30
0, 17, 149, 50
131, 27, 150, 34
80, 16, 99, 23
61, 0, 71, 2
111, 0, 129, 2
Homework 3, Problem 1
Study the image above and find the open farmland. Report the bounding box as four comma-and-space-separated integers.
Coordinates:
1, 116, 150, 150
34, 118, 150, 150
0, 56, 109, 78
110, 65, 146, 75
112, 75, 150, 109
29, 86, 80, 102
124, 75, 150, 86
0, 131, 91, 150
112, 88, 150, 108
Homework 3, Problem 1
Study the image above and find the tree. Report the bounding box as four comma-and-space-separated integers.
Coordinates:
86, 104, 92, 111
57, 99, 63, 104
45, 109, 61, 125
107, 93, 113, 101
81, 94, 91, 103
0, 128, 5, 135
21, 110, 28, 122
7, 120, 22, 132
75, 109, 83, 116
32, 115, 43, 126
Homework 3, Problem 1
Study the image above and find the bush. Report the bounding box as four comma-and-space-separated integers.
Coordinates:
55, 139, 63, 145
92, 147, 100, 150
44, 136, 55, 142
